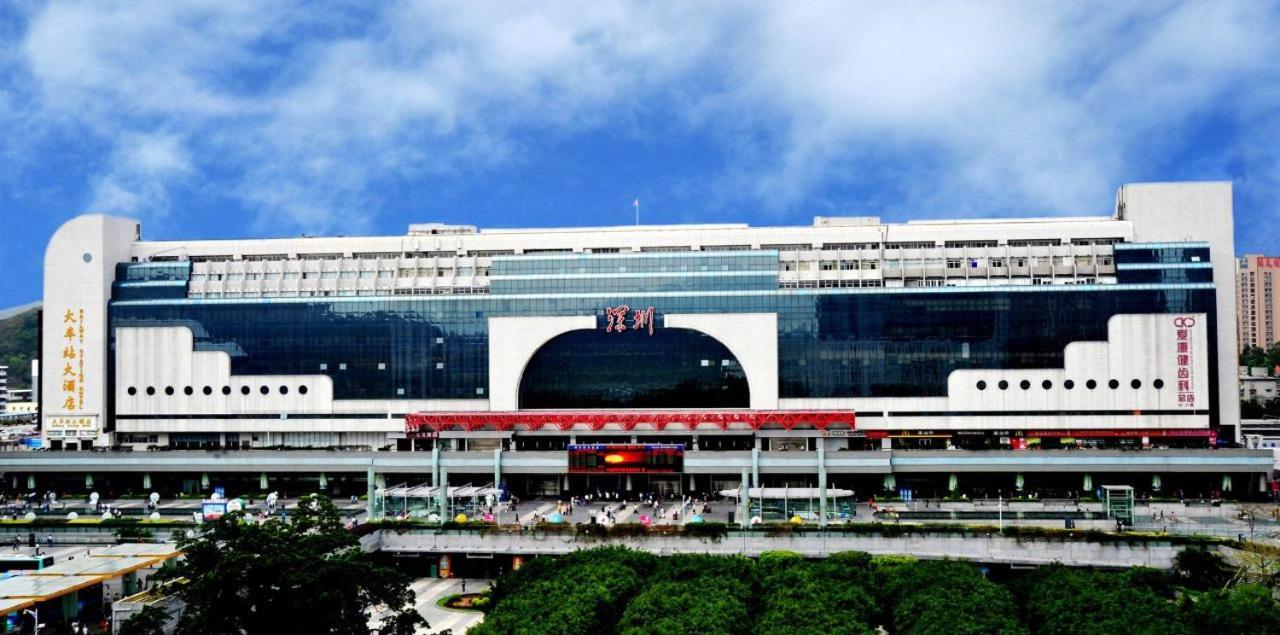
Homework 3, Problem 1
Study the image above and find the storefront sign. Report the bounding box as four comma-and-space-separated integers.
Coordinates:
1173, 315, 1196, 408
47, 416, 98, 431
604, 305, 656, 335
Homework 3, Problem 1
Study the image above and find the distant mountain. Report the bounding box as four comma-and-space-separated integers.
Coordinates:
0, 305, 39, 391
0, 301, 40, 321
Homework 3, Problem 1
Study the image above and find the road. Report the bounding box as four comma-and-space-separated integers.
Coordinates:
411, 577, 491, 634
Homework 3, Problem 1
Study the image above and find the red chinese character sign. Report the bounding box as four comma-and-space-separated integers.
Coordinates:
1172, 315, 1196, 409
604, 305, 656, 335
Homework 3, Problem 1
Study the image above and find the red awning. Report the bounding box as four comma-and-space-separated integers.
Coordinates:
404, 410, 856, 433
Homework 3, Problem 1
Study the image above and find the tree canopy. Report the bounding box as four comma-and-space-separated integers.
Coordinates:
166, 494, 424, 635
476, 547, 1280, 634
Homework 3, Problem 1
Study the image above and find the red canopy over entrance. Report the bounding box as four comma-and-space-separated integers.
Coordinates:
404, 410, 857, 434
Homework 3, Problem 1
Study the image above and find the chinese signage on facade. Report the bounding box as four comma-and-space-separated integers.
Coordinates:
604, 305, 656, 335
1256, 256, 1280, 268
1174, 315, 1195, 408
47, 416, 97, 431
61, 308, 86, 411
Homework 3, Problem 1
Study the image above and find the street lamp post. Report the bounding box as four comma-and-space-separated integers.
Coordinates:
22, 608, 39, 633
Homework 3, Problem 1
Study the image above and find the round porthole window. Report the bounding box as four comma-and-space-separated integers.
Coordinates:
1019, 380, 1031, 390
127, 387, 137, 396
82, 252, 93, 263
145, 386, 155, 396
1131, 379, 1142, 389
998, 380, 1009, 390
1086, 380, 1097, 390
299, 385, 309, 395
222, 386, 232, 395
279, 385, 289, 395
240, 386, 250, 395
1042, 380, 1053, 390
183, 386, 193, 396
976, 380, 987, 391
1064, 380, 1075, 390
203, 386, 213, 395
260, 385, 269, 395
1108, 379, 1120, 389
1153, 379, 1165, 389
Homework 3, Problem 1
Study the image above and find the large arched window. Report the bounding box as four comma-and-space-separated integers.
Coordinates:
518, 328, 749, 409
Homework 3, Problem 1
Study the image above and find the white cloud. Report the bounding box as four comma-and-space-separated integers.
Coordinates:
6, 0, 1279, 233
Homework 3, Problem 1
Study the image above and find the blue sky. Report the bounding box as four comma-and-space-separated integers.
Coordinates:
1, 1, 1278, 307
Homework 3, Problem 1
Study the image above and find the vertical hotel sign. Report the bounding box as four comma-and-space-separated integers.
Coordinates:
61, 308, 86, 411
47, 306, 97, 436
1173, 315, 1195, 408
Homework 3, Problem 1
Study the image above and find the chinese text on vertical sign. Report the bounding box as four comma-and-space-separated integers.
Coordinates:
1174, 316, 1195, 408
62, 308, 85, 411
605, 305, 656, 335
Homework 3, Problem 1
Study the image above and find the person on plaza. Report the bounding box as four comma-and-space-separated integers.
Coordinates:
10, 536, 17, 551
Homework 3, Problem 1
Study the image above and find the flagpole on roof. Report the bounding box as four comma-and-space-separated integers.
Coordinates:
634, 198, 640, 226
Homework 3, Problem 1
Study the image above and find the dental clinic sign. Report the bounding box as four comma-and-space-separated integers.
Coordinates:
1173, 315, 1196, 408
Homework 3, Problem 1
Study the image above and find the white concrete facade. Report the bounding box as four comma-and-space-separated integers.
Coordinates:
43, 182, 1241, 449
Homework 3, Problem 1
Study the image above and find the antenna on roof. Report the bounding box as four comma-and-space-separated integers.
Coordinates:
633, 198, 640, 226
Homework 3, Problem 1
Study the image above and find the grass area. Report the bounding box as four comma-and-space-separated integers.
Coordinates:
436, 593, 489, 612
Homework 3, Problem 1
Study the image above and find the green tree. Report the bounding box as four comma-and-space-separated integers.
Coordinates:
167, 494, 425, 635
119, 605, 171, 635
475, 547, 655, 635
1173, 547, 1233, 591
1185, 584, 1280, 634
1025, 565, 1189, 635
618, 578, 752, 635
878, 560, 1025, 635
754, 551, 877, 635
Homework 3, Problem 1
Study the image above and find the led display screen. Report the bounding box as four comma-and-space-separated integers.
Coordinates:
567, 444, 684, 473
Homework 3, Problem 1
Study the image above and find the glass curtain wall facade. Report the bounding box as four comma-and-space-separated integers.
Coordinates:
107, 244, 1220, 422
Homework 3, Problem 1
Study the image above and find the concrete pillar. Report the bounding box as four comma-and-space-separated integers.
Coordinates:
739, 468, 750, 528
751, 446, 760, 489
142, 473, 151, 490
625, 474, 633, 492
817, 442, 828, 528
365, 465, 376, 519
437, 468, 449, 520
431, 446, 441, 488
318, 473, 328, 491
493, 447, 502, 491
